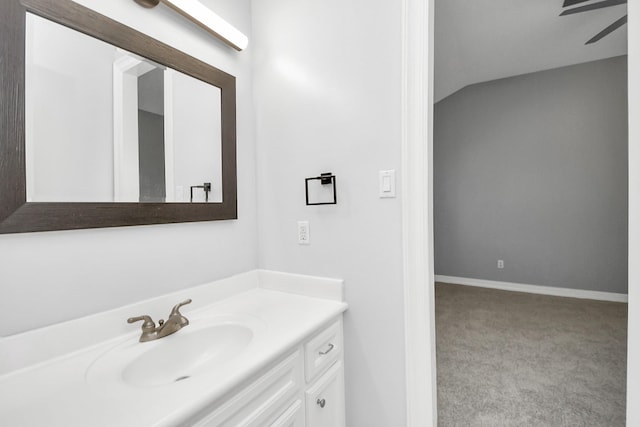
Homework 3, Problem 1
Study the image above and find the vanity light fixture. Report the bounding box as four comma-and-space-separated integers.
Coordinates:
133, 0, 249, 51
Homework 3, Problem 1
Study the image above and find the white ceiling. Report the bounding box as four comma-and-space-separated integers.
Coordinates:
434, 0, 628, 102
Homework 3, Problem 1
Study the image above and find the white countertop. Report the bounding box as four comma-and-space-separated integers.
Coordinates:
0, 270, 347, 426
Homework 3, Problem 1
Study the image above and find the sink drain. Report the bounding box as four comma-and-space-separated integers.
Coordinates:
174, 375, 191, 382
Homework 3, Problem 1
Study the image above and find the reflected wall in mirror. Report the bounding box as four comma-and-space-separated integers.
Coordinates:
0, 0, 237, 234
25, 13, 223, 204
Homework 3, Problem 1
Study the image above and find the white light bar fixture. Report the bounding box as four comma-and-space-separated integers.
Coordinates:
134, 0, 249, 51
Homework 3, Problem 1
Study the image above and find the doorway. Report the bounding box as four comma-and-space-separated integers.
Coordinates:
401, 0, 636, 424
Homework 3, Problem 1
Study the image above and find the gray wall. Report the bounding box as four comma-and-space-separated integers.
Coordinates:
138, 110, 166, 202
434, 56, 628, 293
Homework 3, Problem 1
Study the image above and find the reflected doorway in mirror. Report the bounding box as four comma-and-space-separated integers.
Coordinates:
25, 13, 223, 204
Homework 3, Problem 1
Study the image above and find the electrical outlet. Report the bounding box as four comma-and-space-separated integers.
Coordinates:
497, 259, 504, 269
297, 221, 310, 245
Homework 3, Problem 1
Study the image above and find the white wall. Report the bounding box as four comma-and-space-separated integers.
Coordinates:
0, 0, 257, 336
171, 71, 223, 202
251, 0, 407, 425
627, 0, 639, 423
433, 0, 627, 102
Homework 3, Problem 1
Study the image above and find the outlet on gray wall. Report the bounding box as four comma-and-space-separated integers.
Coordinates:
434, 56, 628, 293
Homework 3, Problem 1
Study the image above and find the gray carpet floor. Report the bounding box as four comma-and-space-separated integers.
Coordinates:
435, 282, 627, 426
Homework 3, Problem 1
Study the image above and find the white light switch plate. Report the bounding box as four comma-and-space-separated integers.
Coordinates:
379, 170, 396, 198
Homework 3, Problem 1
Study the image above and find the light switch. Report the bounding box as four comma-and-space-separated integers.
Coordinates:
379, 170, 396, 198
382, 175, 392, 192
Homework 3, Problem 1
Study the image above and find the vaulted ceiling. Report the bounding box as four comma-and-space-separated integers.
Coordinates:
434, 0, 628, 102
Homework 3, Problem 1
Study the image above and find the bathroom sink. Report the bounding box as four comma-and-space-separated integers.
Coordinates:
122, 324, 252, 386
86, 315, 265, 387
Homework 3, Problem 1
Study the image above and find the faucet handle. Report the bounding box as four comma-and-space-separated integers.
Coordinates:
127, 315, 156, 330
170, 299, 192, 316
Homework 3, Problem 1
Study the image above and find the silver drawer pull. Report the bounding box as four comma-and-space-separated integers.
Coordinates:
317, 398, 326, 408
319, 343, 334, 356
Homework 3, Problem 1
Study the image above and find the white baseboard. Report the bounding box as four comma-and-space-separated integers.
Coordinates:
435, 275, 628, 303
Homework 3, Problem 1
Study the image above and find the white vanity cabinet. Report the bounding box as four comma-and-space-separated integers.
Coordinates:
190, 350, 303, 427
303, 320, 345, 427
189, 317, 345, 427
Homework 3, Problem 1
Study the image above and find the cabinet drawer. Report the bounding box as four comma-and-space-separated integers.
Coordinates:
192, 350, 303, 427
304, 320, 342, 382
270, 399, 304, 427
305, 361, 345, 427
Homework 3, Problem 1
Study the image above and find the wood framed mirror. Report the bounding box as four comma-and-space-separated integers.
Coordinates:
0, 0, 237, 234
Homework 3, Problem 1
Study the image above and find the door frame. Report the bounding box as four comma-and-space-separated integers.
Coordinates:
626, 0, 639, 423
401, 0, 437, 424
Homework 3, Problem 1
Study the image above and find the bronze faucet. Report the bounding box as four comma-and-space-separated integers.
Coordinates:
127, 299, 192, 342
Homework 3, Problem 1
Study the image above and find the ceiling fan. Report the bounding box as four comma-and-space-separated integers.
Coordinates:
560, 0, 627, 44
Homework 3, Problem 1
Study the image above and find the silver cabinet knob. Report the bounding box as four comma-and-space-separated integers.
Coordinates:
317, 398, 326, 408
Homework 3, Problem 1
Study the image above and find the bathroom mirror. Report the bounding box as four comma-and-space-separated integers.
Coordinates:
0, 0, 237, 233
26, 13, 223, 204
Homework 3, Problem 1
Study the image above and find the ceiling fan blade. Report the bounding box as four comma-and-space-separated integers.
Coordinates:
563, 0, 591, 7
585, 14, 627, 44
560, 0, 626, 16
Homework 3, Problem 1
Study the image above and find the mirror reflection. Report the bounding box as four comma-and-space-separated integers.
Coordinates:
25, 13, 223, 203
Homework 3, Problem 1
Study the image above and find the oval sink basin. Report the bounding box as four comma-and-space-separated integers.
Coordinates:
123, 324, 252, 387
86, 315, 265, 388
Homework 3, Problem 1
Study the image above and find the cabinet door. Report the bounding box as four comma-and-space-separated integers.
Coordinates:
305, 361, 345, 427
270, 399, 304, 427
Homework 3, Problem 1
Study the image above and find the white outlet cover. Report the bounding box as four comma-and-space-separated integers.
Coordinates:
298, 221, 310, 245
